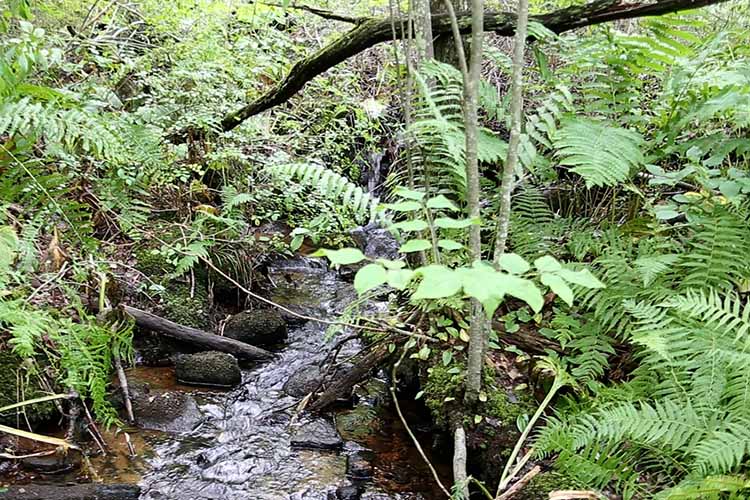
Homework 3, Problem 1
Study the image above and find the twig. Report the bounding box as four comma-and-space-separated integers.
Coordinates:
114, 356, 135, 424
390, 348, 451, 498
0, 449, 56, 460
496, 465, 541, 500
79, 398, 107, 454
25, 263, 69, 303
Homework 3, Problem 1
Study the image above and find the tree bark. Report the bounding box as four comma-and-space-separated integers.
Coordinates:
121, 305, 273, 361
493, 0, 529, 264
413, 0, 435, 63
219, 0, 730, 131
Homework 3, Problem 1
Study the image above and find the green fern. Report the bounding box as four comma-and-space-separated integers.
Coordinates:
553, 117, 645, 187
264, 162, 382, 223
679, 208, 750, 291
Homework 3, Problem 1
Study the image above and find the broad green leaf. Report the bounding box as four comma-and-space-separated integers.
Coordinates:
387, 269, 415, 289
557, 268, 605, 289
434, 217, 478, 229
412, 265, 461, 300
534, 255, 561, 273
426, 195, 459, 211
354, 264, 388, 294
312, 247, 366, 265
438, 239, 463, 250
457, 263, 506, 318
541, 273, 574, 306
505, 275, 544, 313
394, 187, 426, 201
377, 258, 407, 270
392, 219, 429, 231
498, 253, 530, 274
399, 239, 433, 253
382, 201, 422, 212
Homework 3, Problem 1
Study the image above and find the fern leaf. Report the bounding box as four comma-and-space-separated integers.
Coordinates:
553, 117, 644, 187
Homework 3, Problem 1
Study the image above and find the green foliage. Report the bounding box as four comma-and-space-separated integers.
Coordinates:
552, 117, 644, 187
264, 162, 381, 224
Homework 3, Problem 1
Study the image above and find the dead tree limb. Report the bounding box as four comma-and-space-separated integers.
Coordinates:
220, 0, 730, 131
121, 305, 273, 361
308, 342, 393, 412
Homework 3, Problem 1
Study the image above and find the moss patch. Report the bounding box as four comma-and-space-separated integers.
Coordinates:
516, 471, 576, 500
161, 283, 210, 330
423, 364, 465, 426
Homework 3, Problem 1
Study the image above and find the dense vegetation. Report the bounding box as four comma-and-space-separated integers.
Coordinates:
2, 0, 750, 498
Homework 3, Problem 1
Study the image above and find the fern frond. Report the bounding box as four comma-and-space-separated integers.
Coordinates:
264, 163, 382, 223
553, 117, 645, 187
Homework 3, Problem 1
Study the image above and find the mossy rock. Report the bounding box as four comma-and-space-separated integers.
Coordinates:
223, 309, 287, 347
0, 351, 57, 426
175, 352, 241, 387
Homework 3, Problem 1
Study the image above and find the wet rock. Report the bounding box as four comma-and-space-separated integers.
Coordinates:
346, 450, 375, 480
223, 309, 287, 347
336, 483, 363, 500
283, 365, 324, 397
291, 418, 343, 450
20, 452, 81, 474
175, 351, 241, 387
2, 484, 140, 499
350, 223, 399, 260
129, 381, 203, 432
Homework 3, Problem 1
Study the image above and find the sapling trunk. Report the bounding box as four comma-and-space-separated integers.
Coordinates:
493, 0, 530, 264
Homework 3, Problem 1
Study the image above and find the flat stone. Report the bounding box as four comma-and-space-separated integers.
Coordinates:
291, 418, 343, 450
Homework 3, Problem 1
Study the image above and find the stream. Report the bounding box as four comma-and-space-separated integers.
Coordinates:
87, 258, 448, 499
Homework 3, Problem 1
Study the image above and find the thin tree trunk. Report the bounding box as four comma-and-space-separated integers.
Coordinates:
493, 0, 530, 264
413, 0, 435, 63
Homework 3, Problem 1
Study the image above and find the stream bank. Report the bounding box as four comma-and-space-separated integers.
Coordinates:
1, 257, 450, 500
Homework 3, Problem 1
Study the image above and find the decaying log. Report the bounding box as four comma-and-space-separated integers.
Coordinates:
121, 305, 273, 361
308, 342, 393, 412
221, 0, 730, 131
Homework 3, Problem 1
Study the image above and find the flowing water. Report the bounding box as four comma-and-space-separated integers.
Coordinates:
121, 259, 446, 499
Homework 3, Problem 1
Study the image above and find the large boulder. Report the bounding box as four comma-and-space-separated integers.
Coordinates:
291, 418, 343, 450
223, 309, 287, 347
175, 351, 242, 387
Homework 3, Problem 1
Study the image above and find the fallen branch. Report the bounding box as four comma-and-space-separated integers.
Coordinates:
220, 0, 730, 131
121, 305, 273, 361
250, 1, 362, 23
308, 341, 394, 412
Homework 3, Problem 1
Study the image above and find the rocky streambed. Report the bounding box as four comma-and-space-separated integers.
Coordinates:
1, 258, 449, 499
